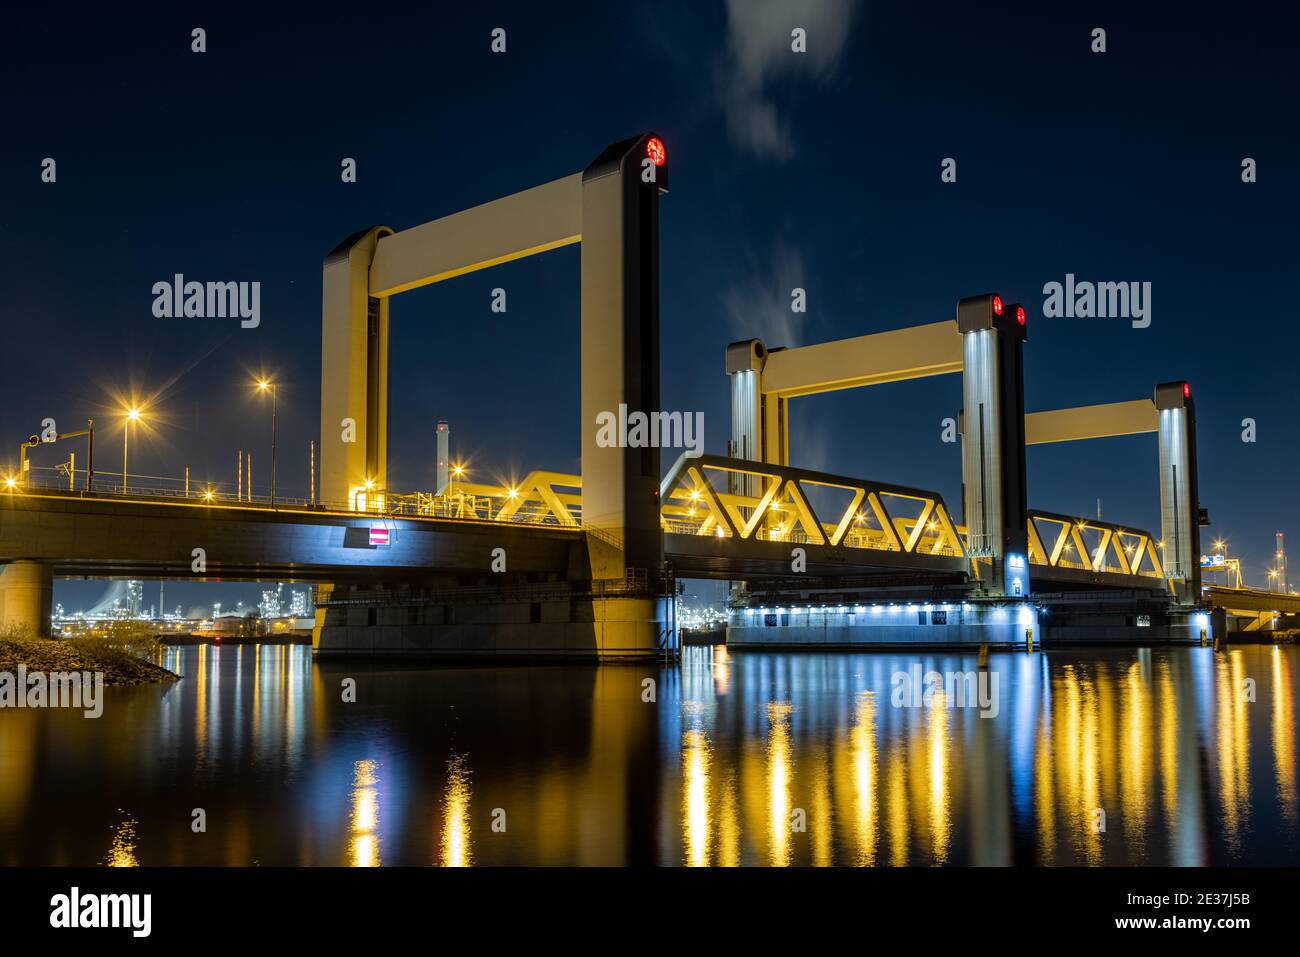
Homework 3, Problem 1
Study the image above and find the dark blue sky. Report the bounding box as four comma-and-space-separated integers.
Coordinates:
2, 0, 1297, 612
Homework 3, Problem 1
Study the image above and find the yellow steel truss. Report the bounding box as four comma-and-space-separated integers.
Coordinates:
657, 454, 966, 558
1024, 512, 1165, 579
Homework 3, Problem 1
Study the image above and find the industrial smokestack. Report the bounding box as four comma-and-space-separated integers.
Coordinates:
1277, 531, 1288, 593
435, 421, 450, 495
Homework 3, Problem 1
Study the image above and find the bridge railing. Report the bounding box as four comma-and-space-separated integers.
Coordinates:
5, 466, 600, 533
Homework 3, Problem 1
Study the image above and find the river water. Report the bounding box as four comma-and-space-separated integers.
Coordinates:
0, 643, 1296, 866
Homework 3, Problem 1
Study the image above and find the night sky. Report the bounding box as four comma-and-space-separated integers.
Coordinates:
2, 1, 1297, 613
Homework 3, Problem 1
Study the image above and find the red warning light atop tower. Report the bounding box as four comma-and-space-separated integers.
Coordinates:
645, 137, 667, 167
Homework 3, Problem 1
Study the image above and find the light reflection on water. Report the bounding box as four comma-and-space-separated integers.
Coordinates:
349, 759, 380, 867
0, 642, 1296, 866
439, 754, 472, 868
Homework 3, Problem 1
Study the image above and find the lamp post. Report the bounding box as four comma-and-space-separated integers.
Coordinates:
256, 379, 277, 506
122, 407, 141, 493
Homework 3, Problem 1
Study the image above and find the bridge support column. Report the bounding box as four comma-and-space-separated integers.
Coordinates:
311, 583, 334, 652
726, 339, 768, 496
1155, 381, 1201, 603
320, 226, 394, 510
580, 137, 667, 582
958, 296, 1028, 596
0, 561, 53, 638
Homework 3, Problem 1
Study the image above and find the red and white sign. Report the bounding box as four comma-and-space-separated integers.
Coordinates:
368, 526, 390, 547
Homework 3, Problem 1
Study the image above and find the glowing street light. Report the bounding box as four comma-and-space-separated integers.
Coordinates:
255, 378, 278, 507
121, 406, 143, 493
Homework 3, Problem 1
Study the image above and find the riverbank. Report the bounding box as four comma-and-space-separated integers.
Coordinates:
0, 635, 179, 685
159, 633, 311, 646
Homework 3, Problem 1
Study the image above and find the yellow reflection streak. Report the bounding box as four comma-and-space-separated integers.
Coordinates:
1156, 660, 1179, 838
717, 770, 740, 867
1120, 661, 1151, 856
927, 689, 951, 864
440, 754, 473, 867
811, 751, 832, 867
1273, 648, 1296, 824
886, 747, 908, 865
1056, 666, 1103, 864
766, 702, 794, 866
713, 645, 731, 696
1080, 673, 1102, 864
103, 812, 139, 867
1215, 653, 1251, 852
1034, 707, 1056, 864
349, 759, 380, 867
195, 644, 207, 760
682, 729, 711, 866
849, 691, 878, 865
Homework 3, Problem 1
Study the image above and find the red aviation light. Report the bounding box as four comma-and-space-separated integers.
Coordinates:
1183, 382, 1191, 398
645, 137, 667, 167
992, 295, 1004, 316
1015, 305, 1026, 326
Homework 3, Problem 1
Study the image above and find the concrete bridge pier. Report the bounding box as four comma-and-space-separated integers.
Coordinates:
311, 581, 668, 661
0, 561, 53, 638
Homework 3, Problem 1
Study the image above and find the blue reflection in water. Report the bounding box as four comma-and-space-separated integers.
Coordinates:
0, 642, 1296, 866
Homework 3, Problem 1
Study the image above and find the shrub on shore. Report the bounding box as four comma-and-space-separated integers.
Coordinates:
0, 625, 178, 685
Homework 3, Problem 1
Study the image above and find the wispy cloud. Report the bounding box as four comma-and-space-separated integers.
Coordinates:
717, 0, 859, 161
722, 239, 807, 348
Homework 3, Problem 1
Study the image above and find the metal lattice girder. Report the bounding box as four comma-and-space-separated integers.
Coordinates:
1026, 510, 1165, 579
492, 471, 582, 526
659, 453, 967, 558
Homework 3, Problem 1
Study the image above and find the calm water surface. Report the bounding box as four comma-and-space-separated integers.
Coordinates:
1, 644, 1296, 865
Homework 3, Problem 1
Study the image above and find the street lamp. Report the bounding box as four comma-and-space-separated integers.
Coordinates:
256, 379, 277, 506
122, 407, 142, 493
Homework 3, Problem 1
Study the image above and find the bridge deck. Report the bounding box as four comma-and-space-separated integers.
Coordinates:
0, 490, 584, 581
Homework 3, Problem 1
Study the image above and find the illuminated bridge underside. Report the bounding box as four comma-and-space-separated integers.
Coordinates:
659, 455, 969, 579
0, 493, 584, 582
1204, 586, 1300, 616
